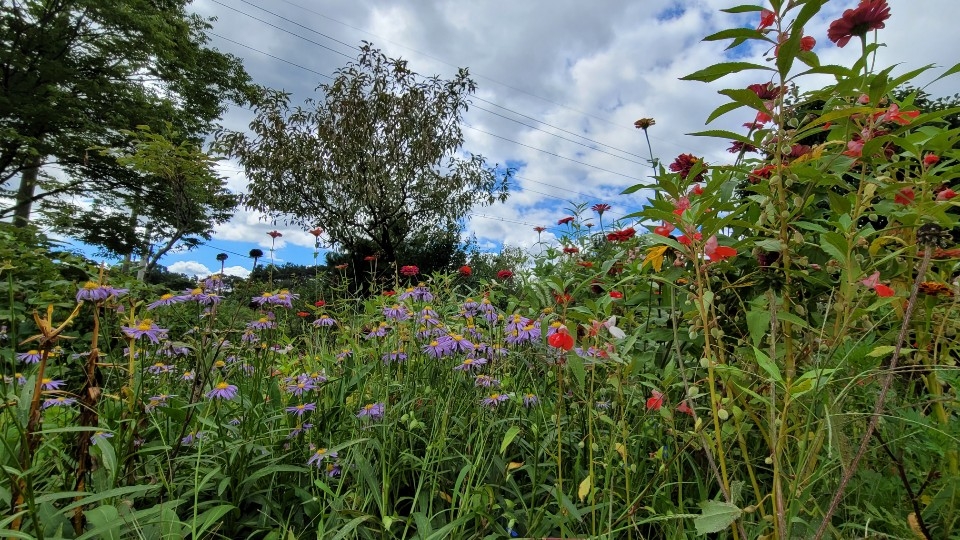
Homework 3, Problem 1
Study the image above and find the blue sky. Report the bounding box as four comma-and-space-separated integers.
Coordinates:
47, 0, 960, 278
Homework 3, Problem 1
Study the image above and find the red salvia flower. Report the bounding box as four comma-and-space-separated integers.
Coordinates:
827, 0, 891, 48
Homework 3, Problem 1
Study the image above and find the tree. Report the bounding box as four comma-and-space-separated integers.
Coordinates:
0, 0, 257, 225
216, 43, 510, 263
49, 126, 237, 277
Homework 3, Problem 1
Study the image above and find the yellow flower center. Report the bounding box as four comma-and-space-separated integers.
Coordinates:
83, 281, 99, 290
258, 317, 269, 323
365, 404, 374, 410
160, 293, 174, 300
215, 382, 230, 390
190, 288, 202, 296
463, 359, 474, 365
490, 394, 500, 400
137, 320, 153, 331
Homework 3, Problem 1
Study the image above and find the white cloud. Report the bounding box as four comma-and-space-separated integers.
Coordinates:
167, 261, 252, 279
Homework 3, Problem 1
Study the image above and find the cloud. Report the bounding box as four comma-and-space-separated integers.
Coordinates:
167, 261, 251, 279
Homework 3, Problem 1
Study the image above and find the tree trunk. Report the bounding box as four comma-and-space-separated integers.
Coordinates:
12, 157, 42, 227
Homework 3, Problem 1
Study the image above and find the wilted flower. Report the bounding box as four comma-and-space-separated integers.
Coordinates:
634, 118, 656, 130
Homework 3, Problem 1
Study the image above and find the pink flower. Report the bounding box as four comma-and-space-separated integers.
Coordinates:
673, 196, 691, 216
400, 265, 419, 277
676, 401, 694, 417
937, 188, 957, 201
861, 271, 895, 297
874, 103, 919, 126
827, 0, 891, 48
704, 235, 737, 262
654, 222, 675, 237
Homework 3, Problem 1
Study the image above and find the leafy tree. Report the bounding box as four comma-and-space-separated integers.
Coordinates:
47, 126, 238, 277
0, 0, 257, 225
216, 43, 510, 263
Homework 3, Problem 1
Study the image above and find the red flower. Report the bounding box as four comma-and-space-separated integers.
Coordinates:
646, 390, 665, 411
728, 141, 758, 154
861, 271, 894, 297
364, 255, 378, 262
308, 227, 323, 237
669, 154, 707, 182
335, 263, 348, 270
874, 103, 919, 126
534, 226, 546, 233
937, 188, 957, 201
576, 261, 594, 268
843, 139, 864, 158
874, 284, 895, 297
382, 290, 396, 296
704, 235, 737, 262
558, 216, 575, 225
459, 265, 472, 276
800, 35, 816, 51
497, 269, 514, 280
609, 290, 623, 299
672, 196, 691, 216
755, 111, 772, 124
654, 222, 675, 237
924, 154, 940, 166
894, 187, 915, 205
296, 311, 310, 318
676, 401, 694, 417
563, 246, 580, 254
591, 203, 611, 215
606, 227, 637, 242
749, 165, 776, 184
400, 265, 419, 277
554, 292, 572, 305
827, 0, 891, 48
758, 9, 775, 29
747, 83, 781, 101
267, 230, 283, 239
314, 300, 326, 307
547, 326, 575, 351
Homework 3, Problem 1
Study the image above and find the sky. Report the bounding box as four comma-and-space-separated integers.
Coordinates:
94, 0, 960, 279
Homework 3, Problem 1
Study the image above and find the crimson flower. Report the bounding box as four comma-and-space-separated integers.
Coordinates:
314, 300, 326, 307
400, 265, 419, 277
895, 187, 915, 205
558, 216, 575, 225
654, 222, 675, 237
609, 290, 623, 299
459, 265, 472, 276
755, 111, 772, 124
924, 154, 940, 166
827, 0, 891, 48
728, 141, 758, 154
363, 255, 378, 261
606, 227, 637, 242
591, 203, 611, 215
646, 390, 665, 411
534, 226, 546, 233
704, 235, 737, 262
800, 35, 816, 51
747, 83, 781, 101
758, 9, 775, 29
937, 188, 957, 201
308, 227, 323, 237
267, 230, 283, 239
563, 246, 580, 254
690, 184, 704, 196
676, 232, 702, 246
669, 154, 706, 182
497, 269, 514, 280
547, 326, 574, 351
874, 103, 919, 126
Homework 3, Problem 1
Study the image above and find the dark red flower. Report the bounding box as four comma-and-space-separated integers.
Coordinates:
314, 300, 326, 307
267, 230, 283, 239
459, 265, 472, 276
895, 187, 915, 205
646, 390, 665, 411
563, 246, 580, 254
296, 311, 310, 318
609, 290, 623, 299
534, 226, 546, 233
558, 216, 575, 226
364, 255, 378, 262
827, 0, 891, 48
400, 265, 419, 277
789, 144, 812, 160
728, 141, 758, 154
606, 227, 637, 242
591, 203, 611, 215
758, 9, 775, 29
750, 165, 777, 184
497, 269, 514, 280
924, 154, 940, 166
554, 292, 572, 305
669, 154, 707, 182
800, 35, 816, 51
747, 83, 782, 101
548, 327, 575, 351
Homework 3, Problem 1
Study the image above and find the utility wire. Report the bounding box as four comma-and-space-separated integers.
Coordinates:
208, 32, 332, 79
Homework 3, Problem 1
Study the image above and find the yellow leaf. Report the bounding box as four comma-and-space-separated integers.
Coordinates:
578, 475, 592, 503
643, 245, 669, 272
439, 491, 452, 503
615, 442, 626, 461
507, 461, 523, 471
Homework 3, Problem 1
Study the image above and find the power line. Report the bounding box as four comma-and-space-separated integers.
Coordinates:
208, 32, 332, 79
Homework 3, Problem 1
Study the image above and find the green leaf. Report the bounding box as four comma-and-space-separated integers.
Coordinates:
567, 353, 586, 390
819, 232, 849, 267
681, 62, 773, 83
928, 61, 960, 86
694, 500, 742, 535
868, 345, 896, 358
718, 88, 769, 112
755, 238, 784, 252
578, 474, 592, 503
746, 310, 771, 347
706, 101, 748, 124
702, 28, 767, 43
500, 425, 521, 454
721, 5, 765, 13
688, 129, 756, 146
753, 347, 783, 384
193, 504, 236, 537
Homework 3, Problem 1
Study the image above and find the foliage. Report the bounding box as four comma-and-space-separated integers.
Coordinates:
216, 43, 511, 262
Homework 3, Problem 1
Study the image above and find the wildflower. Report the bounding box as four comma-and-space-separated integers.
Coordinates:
382, 304, 410, 321
924, 154, 940, 166
17, 350, 42, 364
576, 260, 594, 268
827, 0, 891, 48
843, 139, 864, 158
42, 396, 77, 409
312, 314, 337, 327
481, 393, 510, 408
314, 300, 326, 307
182, 371, 195, 381
704, 236, 737, 262
454, 357, 487, 371
459, 265, 472, 276
609, 290, 623, 299
307, 447, 338, 468
475, 374, 500, 387
548, 326, 575, 351
381, 350, 408, 363
247, 315, 277, 330
267, 230, 283, 239
285, 377, 318, 396
677, 401, 695, 417
747, 82, 781, 101
40, 378, 65, 390
400, 265, 419, 277
894, 187, 915, 205
335, 263, 348, 270
382, 289, 395, 296
727, 141, 757, 154
325, 462, 342, 477
365, 322, 391, 339
595, 400, 611, 410
936, 188, 957, 201
558, 216, 575, 226
4, 373, 26, 385
288, 423, 314, 438
861, 271, 895, 297
181, 431, 204, 445
591, 203, 611, 215
757, 9, 775, 29
634, 118, 656, 129
690, 184, 704, 196
296, 311, 310, 318
646, 390, 665, 411
285, 403, 316, 417
497, 269, 514, 280
363, 255, 377, 261
206, 381, 238, 400
90, 431, 114, 445
919, 281, 953, 297
669, 154, 706, 182
357, 402, 385, 420
121, 319, 168, 343
653, 222, 675, 237
147, 362, 174, 375
76, 282, 127, 303
562, 246, 579, 255
522, 393, 539, 407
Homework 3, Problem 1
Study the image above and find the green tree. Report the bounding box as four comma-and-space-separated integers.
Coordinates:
0, 0, 256, 225
216, 43, 510, 264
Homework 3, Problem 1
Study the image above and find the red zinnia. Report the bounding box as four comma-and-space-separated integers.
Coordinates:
827, 0, 891, 48
459, 265, 472, 276
558, 216, 575, 225
563, 246, 580, 254
547, 326, 575, 351
669, 154, 707, 182
335, 263, 348, 270
267, 230, 283, 239
591, 203, 611, 215
363, 255, 378, 262
400, 265, 419, 277
646, 390, 665, 411
497, 269, 514, 280
606, 227, 637, 242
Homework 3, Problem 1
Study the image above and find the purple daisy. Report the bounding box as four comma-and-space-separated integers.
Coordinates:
148, 362, 175, 375
522, 393, 539, 407
42, 396, 77, 409
40, 378, 65, 390
481, 393, 510, 408
285, 377, 318, 396
312, 315, 337, 327
381, 350, 407, 364
76, 282, 128, 302
357, 402, 385, 420
422, 340, 447, 358
90, 431, 114, 445
146, 293, 184, 310
382, 304, 410, 321
121, 319, 168, 343
454, 357, 487, 371
307, 447, 338, 468
285, 403, 317, 416
181, 431, 204, 445
247, 316, 277, 330
288, 422, 314, 438
474, 375, 500, 388
205, 381, 238, 400
17, 350, 42, 364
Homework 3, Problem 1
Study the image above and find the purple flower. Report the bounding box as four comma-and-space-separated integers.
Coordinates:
437, 333, 474, 354
364, 322, 391, 339
595, 400, 611, 410
241, 329, 259, 344
40, 378, 65, 390
76, 282, 128, 302
288, 422, 314, 438
206, 381, 238, 400
381, 350, 407, 364
474, 375, 500, 388
286, 403, 316, 416
325, 462, 342, 477
247, 316, 277, 330
357, 402, 385, 420
312, 315, 337, 327
307, 447, 338, 468
42, 397, 77, 409
382, 304, 410, 321
336, 349, 352, 360
181, 431, 204, 445
3, 373, 27, 385
285, 377, 318, 396
422, 340, 447, 358
251, 290, 298, 309
523, 393, 539, 407
481, 393, 510, 408
121, 319, 168, 343
178, 287, 222, 305
17, 350, 42, 364
461, 298, 479, 316
90, 431, 114, 445
146, 293, 183, 310
148, 362, 174, 375
454, 357, 486, 371
145, 393, 174, 412
181, 370, 195, 381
